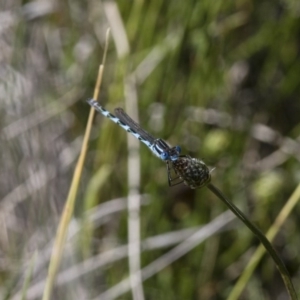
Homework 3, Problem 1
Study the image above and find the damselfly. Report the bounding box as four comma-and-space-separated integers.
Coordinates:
87, 98, 211, 189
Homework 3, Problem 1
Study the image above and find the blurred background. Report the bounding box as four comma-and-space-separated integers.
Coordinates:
1, 0, 300, 299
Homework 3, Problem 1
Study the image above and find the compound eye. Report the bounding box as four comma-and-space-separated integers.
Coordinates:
160, 151, 169, 161
175, 145, 181, 154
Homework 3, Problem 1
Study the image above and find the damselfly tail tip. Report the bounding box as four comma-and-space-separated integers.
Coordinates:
87, 98, 96, 105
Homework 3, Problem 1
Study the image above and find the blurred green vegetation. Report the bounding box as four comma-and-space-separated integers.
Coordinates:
1, 0, 300, 299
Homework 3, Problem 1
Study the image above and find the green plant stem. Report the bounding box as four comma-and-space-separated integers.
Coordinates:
207, 183, 297, 300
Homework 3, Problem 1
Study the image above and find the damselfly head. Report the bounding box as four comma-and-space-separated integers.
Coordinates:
159, 145, 181, 161
167, 145, 181, 161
